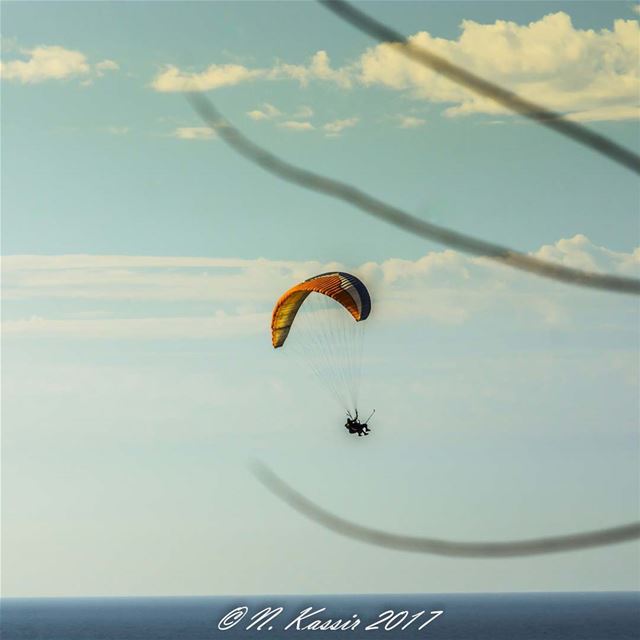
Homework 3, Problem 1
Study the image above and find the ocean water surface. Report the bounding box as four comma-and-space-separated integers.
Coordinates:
2, 592, 638, 640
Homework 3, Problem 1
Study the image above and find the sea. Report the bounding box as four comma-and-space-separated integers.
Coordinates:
1, 592, 638, 640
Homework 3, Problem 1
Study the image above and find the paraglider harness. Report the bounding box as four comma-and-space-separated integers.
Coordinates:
345, 409, 375, 437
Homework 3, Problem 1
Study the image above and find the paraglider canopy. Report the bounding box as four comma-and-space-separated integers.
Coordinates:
271, 272, 371, 348
271, 271, 371, 415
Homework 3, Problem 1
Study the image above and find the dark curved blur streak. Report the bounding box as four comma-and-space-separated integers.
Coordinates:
320, 0, 640, 175
252, 462, 640, 558
188, 93, 640, 295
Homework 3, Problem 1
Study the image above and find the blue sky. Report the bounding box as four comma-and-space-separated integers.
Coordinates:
2, 1, 639, 597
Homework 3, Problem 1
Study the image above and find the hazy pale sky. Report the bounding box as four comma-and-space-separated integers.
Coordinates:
2, 1, 639, 597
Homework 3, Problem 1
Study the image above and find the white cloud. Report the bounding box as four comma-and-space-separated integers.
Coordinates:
247, 103, 281, 120
359, 236, 639, 327
0, 45, 118, 84
150, 50, 353, 93
95, 59, 119, 76
3, 236, 638, 340
2, 255, 258, 270
278, 120, 314, 131
247, 104, 320, 128
1, 255, 340, 303
358, 13, 640, 121
323, 117, 359, 136
96, 59, 118, 71
293, 105, 314, 119
532, 234, 640, 275
2, 312, 267, 340
145, 13, 637, 122
172, 126, 215, 140
243, 104, 360, 137
151, 63, 263, 92
565, 105, 640, 122
106, 126, 129, 135
272, 50, 353, 88
1, 45, 89, 83
397, 115, 426, 128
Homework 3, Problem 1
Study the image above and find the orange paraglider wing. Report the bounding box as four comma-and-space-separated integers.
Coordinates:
271, 272, 371, 348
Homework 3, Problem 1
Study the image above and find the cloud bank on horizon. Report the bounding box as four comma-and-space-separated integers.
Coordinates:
3, 235, 638, 340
